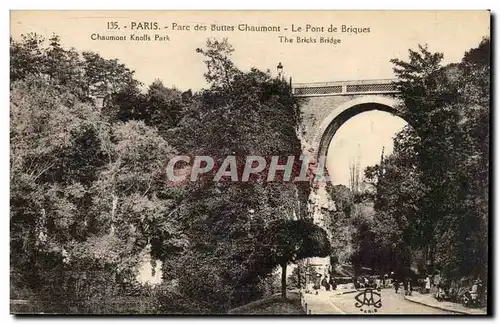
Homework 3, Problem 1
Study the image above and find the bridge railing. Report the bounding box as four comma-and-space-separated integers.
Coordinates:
292, 78, 399, 97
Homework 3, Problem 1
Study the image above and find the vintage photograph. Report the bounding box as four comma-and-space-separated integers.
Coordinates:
9, 10, 490, 315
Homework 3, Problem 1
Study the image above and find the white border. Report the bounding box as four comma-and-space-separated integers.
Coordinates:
4, 1, 500, 10
2, 2, 498, 324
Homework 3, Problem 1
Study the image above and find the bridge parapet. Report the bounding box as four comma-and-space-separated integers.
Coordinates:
293, 78, 399, 97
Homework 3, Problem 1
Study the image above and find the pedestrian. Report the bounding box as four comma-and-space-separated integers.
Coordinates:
329, 276, 337, 290
313, 274, 321, 294
394, 280, 400, 293
386, 274, 392, 288
425, 276, 431, 294
322, 276, 331, 291
434, 272, 441, 288
449, 279, 459, 301
405, 278, 412, 296
436, 284, 446, 301
477, 279, 484, 301
470, 279, 482, 306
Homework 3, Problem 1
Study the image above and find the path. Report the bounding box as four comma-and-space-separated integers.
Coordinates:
303, 288, 457, 315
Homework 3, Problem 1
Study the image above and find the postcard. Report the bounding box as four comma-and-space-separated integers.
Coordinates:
10, 10, 490, 315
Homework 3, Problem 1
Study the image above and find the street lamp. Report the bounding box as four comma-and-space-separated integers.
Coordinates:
277, 62, 283, 79
248, 209, 255, 238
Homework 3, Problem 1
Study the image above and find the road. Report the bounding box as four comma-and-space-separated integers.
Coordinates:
308, 289, 456, 315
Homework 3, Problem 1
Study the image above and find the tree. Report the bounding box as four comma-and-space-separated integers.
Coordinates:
364, 38, 491, 283
81, 51, 139, 98
10, 33, 140, 103
10, 75, 183, 310
265, 219, 330, 298
10, 34, 320, 313
145, 80, 185, 132
11, 77, 114, 302
10, 34, 46, 82
287, 263, 317, 290
195, 38, 241, 91
361, 126, 426, 276
149, 38, 310, 310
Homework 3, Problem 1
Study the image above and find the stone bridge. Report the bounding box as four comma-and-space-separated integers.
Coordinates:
293, 78, 403, 276
293, 78, 402, 160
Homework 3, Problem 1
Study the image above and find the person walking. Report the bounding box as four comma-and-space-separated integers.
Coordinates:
405, 278, 412, 296
313, 274, 321, 294
322, 276, 331, 291
329, 276, 337, 290
425, 276, 431, 294
352, 277, 358, 290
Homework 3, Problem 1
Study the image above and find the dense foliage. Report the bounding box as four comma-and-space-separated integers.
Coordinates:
10, 35, 329, 313
389, 39, 489, 282
325, 39, 489, 287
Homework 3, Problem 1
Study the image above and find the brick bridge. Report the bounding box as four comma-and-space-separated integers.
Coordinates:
292, 78, 403, 276
293, 78, 402, 160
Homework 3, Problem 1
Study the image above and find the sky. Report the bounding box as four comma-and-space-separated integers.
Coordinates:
10, 11, 490, 187
326, 111, 407, 186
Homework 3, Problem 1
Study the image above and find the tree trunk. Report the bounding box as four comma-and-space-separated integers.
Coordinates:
297, 263, 301, 289
281, 262, 287, 299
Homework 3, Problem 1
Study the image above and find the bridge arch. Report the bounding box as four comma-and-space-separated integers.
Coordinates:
310, 95, 403, 159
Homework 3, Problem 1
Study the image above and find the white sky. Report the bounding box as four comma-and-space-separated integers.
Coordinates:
326, 111, 407, 186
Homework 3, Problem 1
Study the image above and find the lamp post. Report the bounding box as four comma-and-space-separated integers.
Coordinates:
277, 62, 283, 80
247, 208, 256, 271
248, 209, 255, 238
